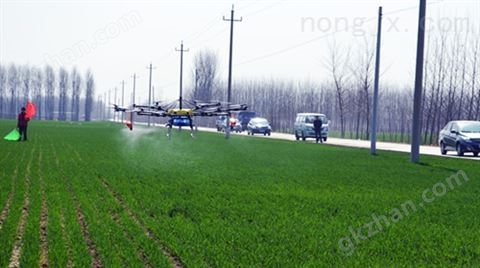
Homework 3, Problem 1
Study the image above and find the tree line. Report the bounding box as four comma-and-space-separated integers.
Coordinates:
188, 30, 479, 145
4, 29, 478, 146
0, 64, 96, 121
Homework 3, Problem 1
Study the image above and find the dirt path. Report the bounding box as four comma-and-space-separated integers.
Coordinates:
0, 192, 14, 231
38, 151, 49, 268
0, 153, 17, 231
8, 148, 34, 268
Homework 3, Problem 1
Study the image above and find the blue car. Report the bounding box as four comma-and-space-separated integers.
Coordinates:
439, 120, 480, 156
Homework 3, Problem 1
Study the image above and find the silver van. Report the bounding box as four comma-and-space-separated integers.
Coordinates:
294, 113, 329, 142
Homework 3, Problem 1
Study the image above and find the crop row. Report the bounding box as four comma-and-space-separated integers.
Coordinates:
0, 123, 177, 267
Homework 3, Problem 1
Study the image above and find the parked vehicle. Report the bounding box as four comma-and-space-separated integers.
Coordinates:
215, 116, 242, 133
293, 113, 329, 142
439, 120, 480, 156
216, 115, 227, 131
247, 117, 271, 136
232, 111, 256, 131
227, 118, 243, 133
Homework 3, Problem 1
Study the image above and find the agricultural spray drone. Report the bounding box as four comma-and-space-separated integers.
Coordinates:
112, 99, 247, 137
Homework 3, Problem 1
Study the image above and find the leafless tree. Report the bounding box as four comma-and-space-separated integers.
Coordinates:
326, 41, 350, 138
58, 67, 69, 121
190, 49, 218, 102
467, 36, 479, 119
417, 25, 480, 144
0, 63, 97, 121
351, 40, 375, 139
44, 65, 56, 120
8, 64, 20, 117
71, 67, 82, 121
0, 64, 6, 118
423, 32, 447, 144
32, 67, 43, 120
85, 69, 95, 121
20, 65, 31, 106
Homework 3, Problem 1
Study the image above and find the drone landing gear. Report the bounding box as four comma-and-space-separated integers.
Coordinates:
166, 126, 195, 139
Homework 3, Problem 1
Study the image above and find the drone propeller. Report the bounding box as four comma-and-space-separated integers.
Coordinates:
111, 98, 248, 131
112, 104, 129, 112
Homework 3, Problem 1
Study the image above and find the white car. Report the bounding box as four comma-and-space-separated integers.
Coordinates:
247, 117, 271, 136
293, 113, 329, 141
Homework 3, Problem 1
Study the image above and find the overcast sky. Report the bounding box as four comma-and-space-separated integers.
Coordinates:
1, 0, 479, 103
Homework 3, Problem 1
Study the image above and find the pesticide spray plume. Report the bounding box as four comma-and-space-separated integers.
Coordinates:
121, 125, 157, 143
117, 125, 170, 171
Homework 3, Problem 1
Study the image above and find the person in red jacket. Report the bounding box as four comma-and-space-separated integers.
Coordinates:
17, 107, 30, 141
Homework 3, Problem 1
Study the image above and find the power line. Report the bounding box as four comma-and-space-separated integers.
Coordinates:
187, 1, 284, 50
236, 0, 445, 67
184, 17, 222, 44
104, 2, 287, 100
241, 0, 285, 17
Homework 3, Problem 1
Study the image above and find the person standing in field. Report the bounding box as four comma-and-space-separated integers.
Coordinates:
188, 115, 195, 138
313, 115, 323, 144
17, 107, 30, 141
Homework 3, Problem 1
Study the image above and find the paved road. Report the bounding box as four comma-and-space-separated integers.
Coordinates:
198, 127, 480, 161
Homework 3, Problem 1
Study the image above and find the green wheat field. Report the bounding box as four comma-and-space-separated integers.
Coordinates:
0, 120, 479, 267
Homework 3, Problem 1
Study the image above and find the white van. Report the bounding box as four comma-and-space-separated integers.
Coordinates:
293, 113, 329, 142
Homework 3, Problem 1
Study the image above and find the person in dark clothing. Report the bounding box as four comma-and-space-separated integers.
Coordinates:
17, 107, 30, 141
313, 115, 323, 143
188, 115, 195, 138
166, 117, 174, 138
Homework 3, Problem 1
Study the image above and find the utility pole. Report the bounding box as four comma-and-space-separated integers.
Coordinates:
152, 85, 155, 126
146, 63, 156, 127
114, 87, 118, 122
97, 95, 102, 120
121, 80, 125, 122
370, 6, 383, 155
223, 5, 242, 139
108, 89, 111, 121
176, 41, 189, 110
195, 69, 198, 96
411, 0, 427, 163
131, 73, 137, 105
103, 92, 107, 121
130, 73, 138, 127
